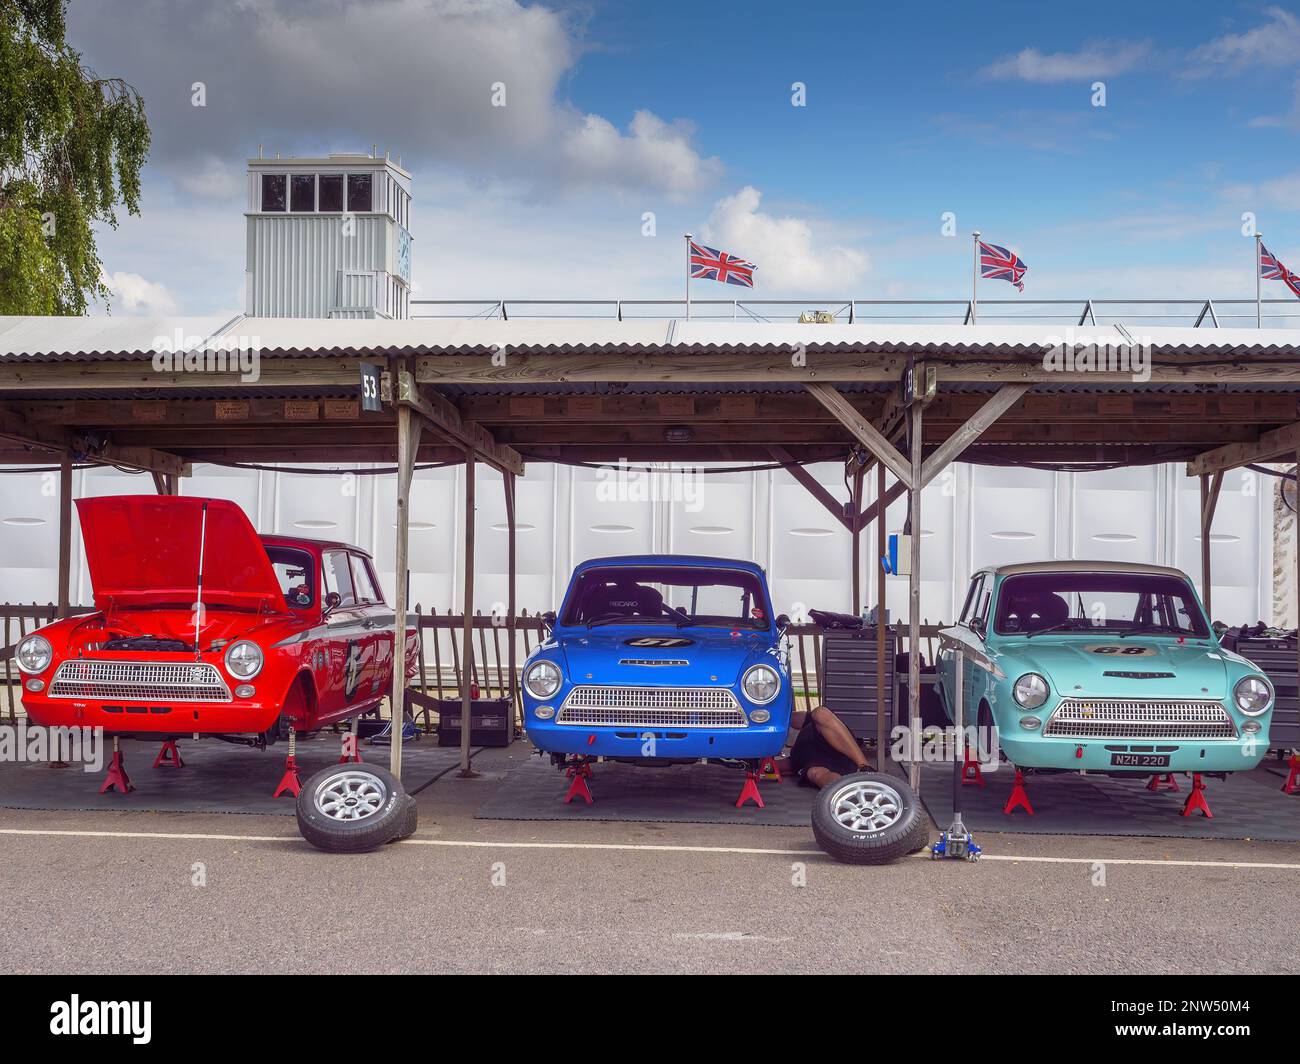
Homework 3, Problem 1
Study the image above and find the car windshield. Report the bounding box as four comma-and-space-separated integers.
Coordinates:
993, 572, 1209, 639
562, 565, 770, 630
266, 546, 316, 609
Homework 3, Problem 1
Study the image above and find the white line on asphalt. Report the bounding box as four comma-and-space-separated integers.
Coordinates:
2, 826, 1299, 868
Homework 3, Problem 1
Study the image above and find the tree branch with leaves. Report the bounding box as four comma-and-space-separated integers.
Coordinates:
0, 0, 150, 314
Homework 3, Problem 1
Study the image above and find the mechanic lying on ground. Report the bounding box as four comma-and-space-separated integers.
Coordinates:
774, 706, 870, 788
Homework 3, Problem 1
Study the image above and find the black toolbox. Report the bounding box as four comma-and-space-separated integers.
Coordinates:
436, 697, 514, 747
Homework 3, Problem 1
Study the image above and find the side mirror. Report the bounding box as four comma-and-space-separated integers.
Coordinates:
776, 613, 791, 631
969, 617, 986, 639
323, 591, 342, 615
541, 610, 557, 633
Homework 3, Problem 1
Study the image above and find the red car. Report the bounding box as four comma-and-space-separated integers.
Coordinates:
18, 495, 418, 755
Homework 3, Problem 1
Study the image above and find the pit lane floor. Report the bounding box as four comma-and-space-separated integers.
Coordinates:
1, 745, 1297, 975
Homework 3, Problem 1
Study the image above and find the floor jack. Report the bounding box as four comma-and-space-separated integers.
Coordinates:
100, 736, 134, 795
273, 728, 302, 798
931, 651, 981, 861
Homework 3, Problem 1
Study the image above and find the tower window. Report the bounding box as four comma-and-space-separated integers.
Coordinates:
318, 174, 343, 212
261, 174, 286, 211
346, 173, 373, 212
290, 174, 315, 212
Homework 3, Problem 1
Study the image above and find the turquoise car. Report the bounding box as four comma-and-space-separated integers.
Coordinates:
936, 562, 1274, 776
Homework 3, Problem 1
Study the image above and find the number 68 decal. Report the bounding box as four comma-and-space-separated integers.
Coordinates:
1086, 645, 1155, 656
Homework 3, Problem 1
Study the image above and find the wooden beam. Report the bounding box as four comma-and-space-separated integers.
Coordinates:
389, 404, 423, 779
875, 462, 888, 767
765, 446, 852, 531
1200, 471, 1224, 620
0, 357, 366, 393
806, 382, 913, 486
391, 369, 523, 477
918, 384, 1032, 488
415, 351, 1300, 386
855, 478, 908, 532
57, 454, 72, 618
505, 470, 518, 729
459, 449, 478, 778
1187, 420, 1300, 477
851, 462, 864, 613
0, 405, 189, 477
907, 404, 922, 794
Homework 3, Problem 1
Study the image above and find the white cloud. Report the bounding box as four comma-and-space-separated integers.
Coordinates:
699, 187, 867, 293
1248, 79, 1300, 131
560, 110, 722, 201
72, 0, 720, 201
1220, 170, 1300, 211
101, 271, 181, 316
981, 41, 1148, 83
1187, 6, 1300, 73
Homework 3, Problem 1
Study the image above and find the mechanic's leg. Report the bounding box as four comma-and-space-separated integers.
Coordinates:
810, 706, 870, 771
805, 766, 843, 789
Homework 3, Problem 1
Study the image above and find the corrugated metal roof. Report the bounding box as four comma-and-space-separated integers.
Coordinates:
0, 315, 1297, 360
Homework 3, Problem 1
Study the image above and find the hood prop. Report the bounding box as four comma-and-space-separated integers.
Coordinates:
193, 500, 208, 658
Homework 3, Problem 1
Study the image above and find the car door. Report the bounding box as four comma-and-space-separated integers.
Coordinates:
938, 573, 987, 724
348, 552, 390, 707
320, 548, 368, 716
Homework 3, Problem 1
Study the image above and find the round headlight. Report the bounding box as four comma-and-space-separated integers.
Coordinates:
1013, 673, 1049, 710
1234, 675, 1272, 716
16, 635, 52, 675
525, 660, 562, 699
742, 664, 780, 705
224, 640, 264, 680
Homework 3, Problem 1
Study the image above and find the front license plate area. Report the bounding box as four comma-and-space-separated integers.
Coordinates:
1110, 752, 1170, 768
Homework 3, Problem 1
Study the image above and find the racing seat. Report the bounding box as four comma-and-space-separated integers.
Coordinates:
580, 582, 664, 620
1003, 592, 1070, 634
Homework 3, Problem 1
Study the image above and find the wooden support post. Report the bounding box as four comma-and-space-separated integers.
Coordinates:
505, 470, 518, 730
850, 462, 864, 614
459, 450, 478, 777
390, 403, 422, 778
57, 452, 72, 618
875, 461, 888, 767
1295, 450, 1299, 708
907, 403, 923, 793
1199, 471, 1224, 621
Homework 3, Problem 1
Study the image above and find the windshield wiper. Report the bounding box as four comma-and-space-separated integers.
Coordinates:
1115, 624, 1186, 638
1024, 621, 1088, 639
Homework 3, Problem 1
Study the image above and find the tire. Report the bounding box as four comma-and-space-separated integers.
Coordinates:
295, 764, 409, 853
389, 795, 419, 842
811, 772, 929, 865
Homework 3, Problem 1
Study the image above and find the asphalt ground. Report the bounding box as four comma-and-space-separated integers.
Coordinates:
1, 744, 1297, 975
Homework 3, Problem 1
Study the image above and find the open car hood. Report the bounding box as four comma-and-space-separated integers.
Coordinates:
76, 496, 288, 613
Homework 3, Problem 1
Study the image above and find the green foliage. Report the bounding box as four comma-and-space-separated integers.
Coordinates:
0, 0, 150, 314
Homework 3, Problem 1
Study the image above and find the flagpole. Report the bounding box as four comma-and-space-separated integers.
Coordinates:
684, 232, 692, 321
1256, 232, 1263, 329
971, 230, 980, 325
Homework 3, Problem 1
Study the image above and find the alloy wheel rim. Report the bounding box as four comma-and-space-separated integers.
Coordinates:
830, 779, 903, 833
315, 770, 388, 822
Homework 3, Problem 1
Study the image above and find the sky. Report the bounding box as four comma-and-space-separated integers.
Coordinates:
65, 0, 1300, 319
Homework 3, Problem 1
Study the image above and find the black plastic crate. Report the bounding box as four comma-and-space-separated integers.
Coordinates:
436, 697, 514, 747
1235, 636, 1299, 749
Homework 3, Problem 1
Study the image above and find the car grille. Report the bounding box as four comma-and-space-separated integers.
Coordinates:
48, 660, 233, 703
557, 686, 746, 728
1043, 699, 1236, 740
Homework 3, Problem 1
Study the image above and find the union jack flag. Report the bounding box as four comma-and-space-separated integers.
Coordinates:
979, 240, 1028, 292
689, 241, 757, 287
1260, 243, 1300, 298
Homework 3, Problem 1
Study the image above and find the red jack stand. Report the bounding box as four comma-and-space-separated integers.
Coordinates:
1147, 772, 1179, 792
758, 756, 782, 782
961, 746, 986, 787
1003, 768, 1034, 815
1181, 773, 1213, 818
736, 765, 765, 809
564, 758, 594, 805
1282, 753, 1300, 795
100, 738, 134, 795
153, 740, 184, 769
273, 729, 302, 798
339, 723, 363, 763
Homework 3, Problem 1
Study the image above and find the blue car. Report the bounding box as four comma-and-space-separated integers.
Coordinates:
936, 561, 1274, 778
522, 555, 793, 765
